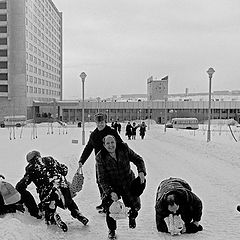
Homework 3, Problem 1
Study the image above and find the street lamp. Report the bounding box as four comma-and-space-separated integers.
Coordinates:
147, 100, 150, 130
164, 97, 167, 132
80, 72, 87, 145
97, 97, 100, 113
206, 67, 215, 142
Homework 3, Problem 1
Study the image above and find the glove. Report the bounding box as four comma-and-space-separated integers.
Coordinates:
15, 203, 25, 213
185, 222, 203, 233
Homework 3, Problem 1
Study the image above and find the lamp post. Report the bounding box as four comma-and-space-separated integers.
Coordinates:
97, 97, 100, 113
80, 72, 87, 145
164, 97, 167, 132
206, 67, 215, 142
147, 100, 150, 130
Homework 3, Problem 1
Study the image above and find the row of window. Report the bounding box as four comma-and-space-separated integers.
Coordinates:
26, 52, 60, 75
26, 40, 61, 68
26, 75, 60, 89
26, 1, 61, 43
26, 21, 61, 58
27, 0, 61, 25
27, 85, 60, 96
26, 28, 61, 54
26, 63, 60, 82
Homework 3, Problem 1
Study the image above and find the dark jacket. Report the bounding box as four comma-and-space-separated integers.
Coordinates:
16, 157, 68, 203
139, 123, 147, 136
96, 142, 146, 208
155, 177, 203, 232
79, 125, 123, 165
125, 124, 132, 136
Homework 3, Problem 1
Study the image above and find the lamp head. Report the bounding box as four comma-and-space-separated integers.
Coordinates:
207, 68, 215, 78
80, 72, 87, 82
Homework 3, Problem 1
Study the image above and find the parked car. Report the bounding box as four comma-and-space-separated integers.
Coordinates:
165, 121, 173, 128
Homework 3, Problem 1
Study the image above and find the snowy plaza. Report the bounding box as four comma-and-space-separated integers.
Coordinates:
0, 122, 240, 240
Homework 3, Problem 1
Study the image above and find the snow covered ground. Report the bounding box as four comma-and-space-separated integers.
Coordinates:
1, 122, 240, 240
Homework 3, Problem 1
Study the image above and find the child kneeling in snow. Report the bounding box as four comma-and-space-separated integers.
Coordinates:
155, 177, 203, 235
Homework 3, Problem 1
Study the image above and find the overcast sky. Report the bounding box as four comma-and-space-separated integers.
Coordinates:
54, 0, 240, 99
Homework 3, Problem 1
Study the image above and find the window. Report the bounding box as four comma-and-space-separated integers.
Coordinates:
0, 73, 7, 80
0, 2, 7, 9
0, 49, 7, 56
0, 26, 7, 33
0, 61, 7, 68
0, 14, 7, 21
0, 85, 8, 92
0, 38, 7, 45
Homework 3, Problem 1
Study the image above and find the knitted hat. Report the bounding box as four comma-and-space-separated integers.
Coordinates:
26, 150, 41, 162
130, 176, 146, 197
94, 113, 107, 122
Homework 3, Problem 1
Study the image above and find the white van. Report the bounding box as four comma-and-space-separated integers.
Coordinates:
171, 117, 199, 130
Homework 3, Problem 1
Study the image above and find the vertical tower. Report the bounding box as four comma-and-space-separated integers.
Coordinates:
147, 76, 168, 100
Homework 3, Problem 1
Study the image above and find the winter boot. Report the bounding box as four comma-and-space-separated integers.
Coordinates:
108, 230, 116, 239
72, 210, 89, 225
54, 213, 68, 232
128, 208, 138, 229
129, 217, 136, 229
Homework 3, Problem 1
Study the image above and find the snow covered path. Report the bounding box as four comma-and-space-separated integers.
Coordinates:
0, 123, 240, 239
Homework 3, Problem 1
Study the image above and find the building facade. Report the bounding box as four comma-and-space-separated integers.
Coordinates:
147, 76, 168, 100
33, 99, 240, 125
0, 0, 62, 121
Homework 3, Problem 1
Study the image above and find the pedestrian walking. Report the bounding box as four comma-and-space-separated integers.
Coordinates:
96, 135, 146, 239
131, 122, 139, 140
125, 121, 132, 140
139, 121, 147, 139
78, 113, 123, 213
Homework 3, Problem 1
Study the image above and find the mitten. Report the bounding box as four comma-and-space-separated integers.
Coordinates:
185, 222, 203, 233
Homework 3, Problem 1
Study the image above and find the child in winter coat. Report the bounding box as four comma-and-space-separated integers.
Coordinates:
16, 151, 89, 232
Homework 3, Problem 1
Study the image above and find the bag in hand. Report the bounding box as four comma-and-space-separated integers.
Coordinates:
109, 200, 128, 220
69, 167, 84, 197
0, 180, 21, 205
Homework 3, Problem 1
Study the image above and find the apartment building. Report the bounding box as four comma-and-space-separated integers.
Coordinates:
0, 0, 62, 120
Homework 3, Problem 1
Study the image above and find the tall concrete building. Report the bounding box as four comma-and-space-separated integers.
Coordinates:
0, 0, 62, 120
147, 76, 168, 100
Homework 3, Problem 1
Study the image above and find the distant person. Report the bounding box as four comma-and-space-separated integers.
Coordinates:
113, 121, 118, 132
125, 121, 132, 140
155, 177, 203, 234
96, 135, 146, 239
118, 123, 121, 134
78, 113, 123, 213
131, 122, 139, 140
16, 151, 88, 232
139, 122, 147, 139
113, 120, 122, 135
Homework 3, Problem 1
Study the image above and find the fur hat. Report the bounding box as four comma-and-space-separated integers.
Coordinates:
94, 113, 107, 122
130, 176, 146, 197
26, 150, 41, 162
